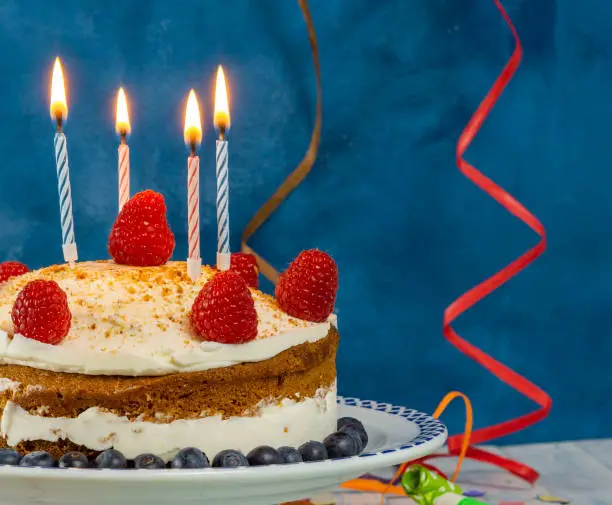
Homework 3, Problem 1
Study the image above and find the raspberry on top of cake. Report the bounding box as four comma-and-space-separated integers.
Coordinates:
0, 261, 335, 376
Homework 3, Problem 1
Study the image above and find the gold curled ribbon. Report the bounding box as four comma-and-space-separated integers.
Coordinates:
240, 0, 322, 284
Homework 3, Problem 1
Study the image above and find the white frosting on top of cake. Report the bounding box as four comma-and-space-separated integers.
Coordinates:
0, 261, 333, 376
1, 385, 337, 461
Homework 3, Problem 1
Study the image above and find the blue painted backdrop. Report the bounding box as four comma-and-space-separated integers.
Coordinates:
0, 0, 605, 444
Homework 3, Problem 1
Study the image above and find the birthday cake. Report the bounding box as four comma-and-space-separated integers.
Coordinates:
0, 190, 341, 463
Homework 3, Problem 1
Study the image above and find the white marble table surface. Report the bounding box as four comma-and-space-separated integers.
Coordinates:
317, 440, 611, 505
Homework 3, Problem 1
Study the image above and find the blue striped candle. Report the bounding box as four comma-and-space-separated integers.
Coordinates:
53, 132, 77, 263
214, 65, 231, 271
50, 57, 78, 264
215, 138, 230, 270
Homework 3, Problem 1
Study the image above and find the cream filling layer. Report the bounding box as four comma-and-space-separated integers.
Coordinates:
0, 319, 332, 376
0, 386, 337, 461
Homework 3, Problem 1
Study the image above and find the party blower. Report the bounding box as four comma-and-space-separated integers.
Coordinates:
402, 465, 490, 505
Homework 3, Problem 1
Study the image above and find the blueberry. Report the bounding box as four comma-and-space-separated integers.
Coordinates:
338, 417, 368, 447
94, 449, 127, 469
59, 451, 89, 469
246, 446, 283, 466
278, 446, 302, 464
19, 451, 56, 468
298, 441, 328, 462
212, 449, 249, 468
337, 417, 364, 431
171, 447, 210, 469
134, 453, 166, 469
324, 432, 359, 459
340, 427, 365, 453
0, 449, 22, 466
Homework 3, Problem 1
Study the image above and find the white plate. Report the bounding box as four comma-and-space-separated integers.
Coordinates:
0, 397, 447, 505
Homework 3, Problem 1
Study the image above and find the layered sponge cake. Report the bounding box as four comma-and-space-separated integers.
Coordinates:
0, 191, 340, 463
0, 261, 338, 460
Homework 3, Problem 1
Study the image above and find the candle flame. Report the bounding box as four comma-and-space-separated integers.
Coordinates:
50, 57, 68, 121
115, 87, 131, 135
184, 89, 203, 146
214, 65, 230, 130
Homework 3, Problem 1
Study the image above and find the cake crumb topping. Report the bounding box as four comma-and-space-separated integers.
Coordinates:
0, 261, 332, 376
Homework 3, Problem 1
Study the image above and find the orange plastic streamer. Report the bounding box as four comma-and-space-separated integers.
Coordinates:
433, 391, 472, 481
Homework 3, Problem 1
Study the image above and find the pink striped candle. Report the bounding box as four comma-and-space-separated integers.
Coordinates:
115, 87, 131, 212
183, 89, 203, 282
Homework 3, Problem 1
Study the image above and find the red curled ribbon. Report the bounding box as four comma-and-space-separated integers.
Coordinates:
337, 1, 550, 494
427, 0, 551, 483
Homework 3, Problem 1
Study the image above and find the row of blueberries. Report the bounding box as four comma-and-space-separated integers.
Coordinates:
0, 417, 368, 469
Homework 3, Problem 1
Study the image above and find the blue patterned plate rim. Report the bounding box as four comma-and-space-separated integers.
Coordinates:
0, 396, 448, 480
337, 396, 447, 458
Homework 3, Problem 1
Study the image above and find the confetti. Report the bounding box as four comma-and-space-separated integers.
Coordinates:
463, 490, 486, 497
536, 495, 570, 504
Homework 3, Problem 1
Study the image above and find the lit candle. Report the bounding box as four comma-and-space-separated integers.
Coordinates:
115, 87, 131, 212
213, 65, 231, 271
183, 89, 203, 282
49, 57, 78, 264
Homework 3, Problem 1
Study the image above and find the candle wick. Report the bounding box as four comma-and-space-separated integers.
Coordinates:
218, 126, 226, 141
120, 132, 127, 145
189, 141, 197, 157
55, 116, 63, 133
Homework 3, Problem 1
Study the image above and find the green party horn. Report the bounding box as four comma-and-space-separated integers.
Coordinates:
401, 465, 490, 505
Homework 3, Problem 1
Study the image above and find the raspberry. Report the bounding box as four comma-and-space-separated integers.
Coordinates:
275, 249, 338, 322
191, 271, 258, 344
0, 261, 29, 284
11, 280, 71, 345
108, 190, 175, 267
214, 253, 259, 289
